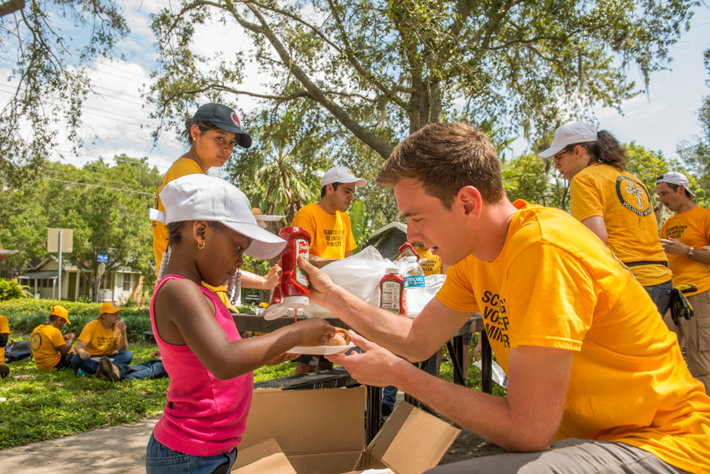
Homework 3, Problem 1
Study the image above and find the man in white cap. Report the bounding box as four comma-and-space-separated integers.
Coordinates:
292, 166, 367, 268
656, 172, 710, 392
291, 165, 366, 373
539, 122, 673, 316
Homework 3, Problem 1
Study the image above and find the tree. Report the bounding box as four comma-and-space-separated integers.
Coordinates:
224, 102, 333, 223
148, 0, 695, 163
0, 157, 161, 300
0, 0, 128, 184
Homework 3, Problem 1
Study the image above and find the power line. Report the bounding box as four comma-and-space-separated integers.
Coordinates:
41, 176, 154, 196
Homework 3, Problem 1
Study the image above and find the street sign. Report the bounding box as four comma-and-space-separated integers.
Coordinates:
97, 254, 108, 263
47, 228, 73, 253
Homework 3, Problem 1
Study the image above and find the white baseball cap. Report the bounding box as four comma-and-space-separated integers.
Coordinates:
656, 172, 696, 198
539, 122, 598, 158
320, 166, 367, 187
150, 174, 286, 259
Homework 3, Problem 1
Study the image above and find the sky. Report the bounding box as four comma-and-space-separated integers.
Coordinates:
1, 2, 709, 174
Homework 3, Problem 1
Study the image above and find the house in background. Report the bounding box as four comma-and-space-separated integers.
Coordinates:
364, 221, 408, 259
17, 256, 140, 303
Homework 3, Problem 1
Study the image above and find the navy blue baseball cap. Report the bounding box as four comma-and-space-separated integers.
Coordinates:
193, 103, 252, 149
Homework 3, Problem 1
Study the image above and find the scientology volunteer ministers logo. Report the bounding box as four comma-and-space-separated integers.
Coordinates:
615, 176, 652, 217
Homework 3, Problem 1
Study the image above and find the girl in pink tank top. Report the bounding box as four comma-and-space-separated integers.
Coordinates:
146, 174, 335, 473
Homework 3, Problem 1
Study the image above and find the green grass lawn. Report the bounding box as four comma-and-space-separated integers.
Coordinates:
0, 337, 505, 450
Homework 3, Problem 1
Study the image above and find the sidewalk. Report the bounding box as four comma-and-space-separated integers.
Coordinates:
1, 418, 156, 473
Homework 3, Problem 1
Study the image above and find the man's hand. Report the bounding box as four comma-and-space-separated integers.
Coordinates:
660, 237, 689, 255
78, 348, 91, 360
64, 334, 75, 344
298, 256, 336, 306
117, 321, 127, 332
327, 332, 410, 387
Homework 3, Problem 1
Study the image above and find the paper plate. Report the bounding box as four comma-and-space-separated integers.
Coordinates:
288, 343, 355, 355
0, 249, 18, 255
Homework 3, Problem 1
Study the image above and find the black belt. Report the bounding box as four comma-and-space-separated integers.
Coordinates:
623, 260, 668, 268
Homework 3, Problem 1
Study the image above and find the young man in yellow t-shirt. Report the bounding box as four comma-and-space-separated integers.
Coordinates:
540, 122, 673, 315
656, 171, 710, 393
303, 123, 710, 472
70, 302, 133, 375
290, 165, 366, 373
30, 305, 76, 370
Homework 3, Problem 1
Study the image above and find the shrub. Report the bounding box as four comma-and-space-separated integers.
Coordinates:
0, 299, 254, 341
0, 299, 152, 341
0, 279, 30, 301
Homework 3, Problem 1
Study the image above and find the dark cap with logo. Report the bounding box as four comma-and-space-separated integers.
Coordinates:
193, 103, 252, 149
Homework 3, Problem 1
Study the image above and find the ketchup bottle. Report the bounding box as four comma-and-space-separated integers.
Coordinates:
263, 226, 311, 320
398, 242, 419, 260
380, 267, 406, 315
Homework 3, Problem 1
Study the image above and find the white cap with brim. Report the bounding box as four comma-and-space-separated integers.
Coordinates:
539, 121, 598, 158
656, 172, 696, 198
321, 166, 367, 187
150, 174, 286, 260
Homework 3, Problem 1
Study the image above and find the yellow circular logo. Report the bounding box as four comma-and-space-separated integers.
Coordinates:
615, 176, 651, 216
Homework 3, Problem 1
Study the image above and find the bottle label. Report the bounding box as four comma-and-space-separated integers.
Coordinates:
404, 275, 425, 288
381, 281, 402, 313
294, 238, 310, 287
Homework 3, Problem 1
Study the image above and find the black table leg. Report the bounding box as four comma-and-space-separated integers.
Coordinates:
366, 385, 382, 443
447, 335, 466, 386
481, 331, 492, 394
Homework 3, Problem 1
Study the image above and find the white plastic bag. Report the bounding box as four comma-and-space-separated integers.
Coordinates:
302, 246, 389, 318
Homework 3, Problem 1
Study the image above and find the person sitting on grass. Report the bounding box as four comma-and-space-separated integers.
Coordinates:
0, 312, 10, 378
71, 302, 133, 375
97, 350, 168, 382
30, 305, 76, 370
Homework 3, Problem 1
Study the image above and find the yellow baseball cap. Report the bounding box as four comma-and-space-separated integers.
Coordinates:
50, 305, 70, 325
99, 301, 124, 314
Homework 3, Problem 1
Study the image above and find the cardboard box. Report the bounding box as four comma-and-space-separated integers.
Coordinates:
233, 386, 460, 473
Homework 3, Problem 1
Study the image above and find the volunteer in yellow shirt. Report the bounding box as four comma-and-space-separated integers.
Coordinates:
30, 305, 76, 370
290, 165, 366, 374
540, 122, 673, 315
150, 103, 279, 310
0, 313, 9, 363
657, 171, 710, 393
310, 123, 710, 472
0, 313, 10, 378
71, 302, 133, 375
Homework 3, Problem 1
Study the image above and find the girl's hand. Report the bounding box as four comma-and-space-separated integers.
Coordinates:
266, 352, 299, 365
293, 317, 335, 347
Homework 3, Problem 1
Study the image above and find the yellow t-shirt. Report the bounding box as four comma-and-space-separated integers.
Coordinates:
570, 164, 672, 286
414, 247, 443, 275
437, 200, 710, 472
77, 320, 122, 356
152, 157, 203, 274
660, 205, 710, 296
0, 315, 9, 362
30, 324, 66, 369
291, 203, 356, 259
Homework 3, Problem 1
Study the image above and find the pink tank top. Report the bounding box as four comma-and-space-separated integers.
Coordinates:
150, 274, 253, 456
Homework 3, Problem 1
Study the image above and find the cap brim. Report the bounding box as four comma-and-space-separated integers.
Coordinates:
211, 121, 252, 149
327, 178, 367, 186
224, 221, 286, 259
539, 145, 563, 158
